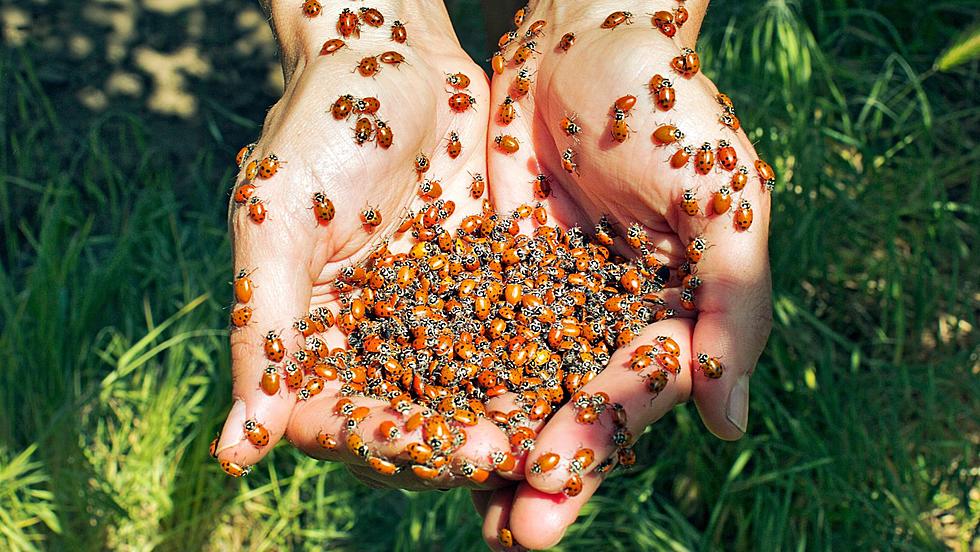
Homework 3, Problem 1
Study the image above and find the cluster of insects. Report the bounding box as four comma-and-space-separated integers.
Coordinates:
218, 3, 777, 501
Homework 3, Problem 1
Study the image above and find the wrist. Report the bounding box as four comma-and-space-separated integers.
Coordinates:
263, 0, 460, 76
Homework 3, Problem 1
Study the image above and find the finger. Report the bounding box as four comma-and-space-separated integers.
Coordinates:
482, 486, 523, 552
524, 318, 694, 495
509, 481, 587, 550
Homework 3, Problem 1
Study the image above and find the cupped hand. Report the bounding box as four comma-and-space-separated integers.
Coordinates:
214, 0, 522, 491
480, 1, 773, 548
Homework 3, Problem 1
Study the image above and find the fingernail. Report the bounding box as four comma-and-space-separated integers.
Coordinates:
725, 376, 750, 434
216, 399, 247, 454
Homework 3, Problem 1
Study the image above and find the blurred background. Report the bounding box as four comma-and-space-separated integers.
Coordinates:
1, 0, 978, 550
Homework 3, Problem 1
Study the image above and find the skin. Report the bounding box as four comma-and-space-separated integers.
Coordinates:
221, 0, 772, 548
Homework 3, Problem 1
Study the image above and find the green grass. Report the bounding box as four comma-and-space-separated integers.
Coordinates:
1, 0, 978, 550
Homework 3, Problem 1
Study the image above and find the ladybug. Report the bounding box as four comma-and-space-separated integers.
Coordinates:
411, 464, 442, 480
721, 112, 741, 131
302, 0, 321, 18
390, 20, 407, 43
418, 178, 442, 201
460, 462, 490, 484
244, 419, 270, 447
712, 186, 732, 214
572, 447, 595, 471
530, 452, 560, 474
671, 48, 701, 77
354, 96, 381, 115
316, 431, 338, 450
378, 50, 407, 67
651, 76, 675, 110
695, 142, 715, 174
230, 305, 252, 328
498, 528, 514, 548
512, 67, 532, 97
680, 189, 699, 216
675, 6, 690, 26
446, 72, 470, 90
283, 361, 303, 389
233, 182, 256, 205
527, 19, 547, 38
513, 41, 539, 65
264, 330, 285, 362
601, 11, 633, 29
561, 148, 578, 174
698, 352, 724, 379
346, 432, 369, 458
258, 154, 281, 178
680, 287, 696, 310
498, 30, 519, 49
469, 172, 485, 198
236, 143, 255, 167
610, 109, 632, 143
260, 365, 280, 395
247, 197, 266, 224
448, 92, 475, 113
404, 442, 434, 464
446, 131, 462, 158
233, 268, 255, 303
670, 145, 693, 169
414, 153, 430, 176
755, 159, 776, 190
312, 192, 335, 225
562, 474, 584, 497
647, 369, 669, 395
561, 114, 582, 137
717, 140, 738, 171
353, 116, 374, 145
532, 203, 548, 225
513, 5, 526, 27
244, 159, 259, 180
686, 236, 707, 263
490, 450, 517, 472
495, 134, 520, 154
734, 199, 753, 231
209, 435, 219, 458
359, 7, 384, 27
367, 457, 398, 476
337, 8, 361, 38
614, 94, 637, 112
559, 32, 576, 51
497, 96, 517, 125
331, 94, 354, 120
717, 92, 734, 110
652, 124, 684, 145
491, 50, 505, 74
375, 120, 393, 149
532, 174, 551, 199
730, 165, 749, 191
360, 206, 382, 227
355, 56, 380, 78
320, 38, 346, 56
220, 460, 250, 478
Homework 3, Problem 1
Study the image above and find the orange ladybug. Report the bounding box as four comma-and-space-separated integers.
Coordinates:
356, 56, 380, 78
671, 48, 701, 77
532, 174, 551, 199
717, 140, 738, 171
651, 76, 675, 110
230, 306, 252, 328
378, 50, 407, 67
561, 148, 578, 174
446, 72, 470, 89
686, 236, 707, 263
320, 38, 345, 56
647, 369, 669, 394
367, 457, 398, 476
733, 199, 753, 231
331, 94, 353, 120
233, 268, 255, 303
610, 109, 632, 143
513, 5, 526, 27
247, 197, 266, 224
497, 96, 517, 125
527, 19, 547, 38
491, 50, 505, 74
670, 145, 693, 169
244, 419, 270, 447
698, 352, 724, 379
601, 11, 634, 29
260, 365, 280, 395
244, 159, 259, 180
355, 96, 381, 115
391, 20, 407, 43
513, 41, 539, 65
264, 330, 285, 362
675, 6, 690, 26
418, 178, 442, 201
469, 172, 485, 198
512, 67, 532, 97
446, 131, 462, 158
559, 32, 576, 51
258, 154, 281, 178
561, 113, 582, 137
359, 7, 384, 27
711, 186, 732, 214
220, 460, 250, 478
495, 134, 520, 154
720, 112, 741, 131
375, 120, 393, 149
414, 153, 429, 177
448, 92, 475, 113
360, 206, 382, 227
562, 474, 583, 497
695, 142, 715, 174
234, 183, 256, 206
236, 143, 255, 166
730, 165, 749, 191
312, 192, 335, 225
337, 8, 361, 38
499, 528, 514, 548
755, 159, 776, 190
652, 124, 684, 145
302, 0, 321, 18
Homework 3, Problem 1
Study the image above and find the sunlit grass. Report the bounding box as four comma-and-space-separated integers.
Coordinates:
0, 1, 978, 550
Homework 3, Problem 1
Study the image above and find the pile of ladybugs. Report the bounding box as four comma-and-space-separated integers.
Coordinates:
219, 3, 777, 506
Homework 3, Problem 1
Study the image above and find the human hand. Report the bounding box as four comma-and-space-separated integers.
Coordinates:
479, 1, 773, 547
214, 0, 523, 491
